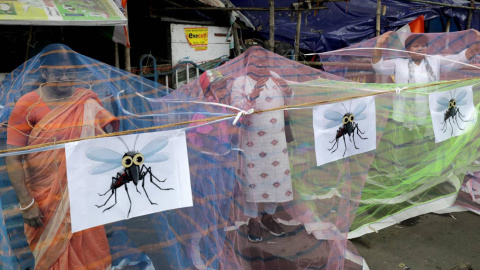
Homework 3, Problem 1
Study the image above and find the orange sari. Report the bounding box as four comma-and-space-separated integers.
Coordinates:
7, 88, 118, 270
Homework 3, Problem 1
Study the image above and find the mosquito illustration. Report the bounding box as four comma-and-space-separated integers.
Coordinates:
435, 90, 469, 136
86, 135, 173, 217
324, 101, 368, 157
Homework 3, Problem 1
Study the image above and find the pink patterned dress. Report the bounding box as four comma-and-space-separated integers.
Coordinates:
231, 74, 293, 203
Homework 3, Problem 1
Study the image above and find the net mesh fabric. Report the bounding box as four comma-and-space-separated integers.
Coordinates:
0, 30, 479, 269
316, 29, 480, 237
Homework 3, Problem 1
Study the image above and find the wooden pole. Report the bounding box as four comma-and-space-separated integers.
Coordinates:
295, 9, 302, 61
232, 22, 242, 56
269, 0, 275, 52
446, 18, 451, 32
376, 0, 382, 36
467, 0, 474, 29
124, 4, 131, 72
114, 43, 120, 68
125, 47, 131, 72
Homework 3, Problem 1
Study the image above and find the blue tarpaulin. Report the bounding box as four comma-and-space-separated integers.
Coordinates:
227, 0, 479, 52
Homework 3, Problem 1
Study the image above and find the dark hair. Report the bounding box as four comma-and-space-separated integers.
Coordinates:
404, 34, 429, 49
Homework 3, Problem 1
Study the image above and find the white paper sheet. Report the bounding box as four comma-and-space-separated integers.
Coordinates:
65, 130, 192, 233
313, 96, 376, 166
429, 87, 477, 143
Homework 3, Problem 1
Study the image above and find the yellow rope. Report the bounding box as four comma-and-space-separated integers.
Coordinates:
2, 77, 479, 155
0, 115, 232, 154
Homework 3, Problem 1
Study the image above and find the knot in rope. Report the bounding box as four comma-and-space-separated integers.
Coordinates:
233, 108, 254, 125
395, 87, 407, 94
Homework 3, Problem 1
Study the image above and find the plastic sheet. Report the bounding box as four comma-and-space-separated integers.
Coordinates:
229, 0, 480, 52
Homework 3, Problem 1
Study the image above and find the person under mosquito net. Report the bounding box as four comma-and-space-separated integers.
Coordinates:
372, 30, 480, 128
231, 54, 294, 242
5, 44, 119, 269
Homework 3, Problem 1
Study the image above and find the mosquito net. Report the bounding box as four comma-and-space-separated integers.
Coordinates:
0, 43, 173, 270
1, 33, 480, 270
315, 28, 480, 237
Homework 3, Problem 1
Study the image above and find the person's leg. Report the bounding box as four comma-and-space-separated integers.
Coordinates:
244, 201, 262, 242
263, 202, 277, 215
244, 201, 259, 218
260, 203, 285, 236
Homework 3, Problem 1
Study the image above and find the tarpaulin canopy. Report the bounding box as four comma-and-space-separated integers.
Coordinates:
224, 0, 480, 53
0, 0, 126, 26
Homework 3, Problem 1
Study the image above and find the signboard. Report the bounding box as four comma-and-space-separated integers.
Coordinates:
184, 27, 209, 51
0, 0, 126, 25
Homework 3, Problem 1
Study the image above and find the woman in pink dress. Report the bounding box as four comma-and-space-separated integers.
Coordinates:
231, 59, 294, 242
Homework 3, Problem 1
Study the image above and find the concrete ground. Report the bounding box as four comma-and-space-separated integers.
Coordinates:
125, 211, 480, 270
352, 211, 480, 270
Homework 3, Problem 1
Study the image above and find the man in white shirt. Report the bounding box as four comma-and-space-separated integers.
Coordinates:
372, 30, 480, 126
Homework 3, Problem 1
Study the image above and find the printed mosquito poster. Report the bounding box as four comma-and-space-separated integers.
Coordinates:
65, 130, 193, 233
313, 96, 376, 166
429, 87, 477, 143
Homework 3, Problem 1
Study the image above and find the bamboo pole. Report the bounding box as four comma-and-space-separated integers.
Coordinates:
124, 4, 131, 72
269, 0, 275, 52
295, 8, 302, 61
114, 43, 119, 68
376, 0, 381, 36
125, 46, 131, 72
467, 0, 474, 29
233, 22, 242, 56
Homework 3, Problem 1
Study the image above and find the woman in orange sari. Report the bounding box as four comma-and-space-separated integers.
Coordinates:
5, 45, 118, 270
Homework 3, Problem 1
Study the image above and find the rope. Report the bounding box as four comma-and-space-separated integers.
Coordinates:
2, 76, 479, 155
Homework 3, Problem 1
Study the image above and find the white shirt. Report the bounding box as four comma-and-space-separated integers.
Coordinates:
372, 49, 469, 83
372, 50, 469, 126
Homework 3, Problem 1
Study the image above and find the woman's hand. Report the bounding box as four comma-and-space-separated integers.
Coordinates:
466, 29, 480, 60
471, 29, 480, 50
273, 77, 293, 96
22, 202, 44, 228
472, 29, 480, 39
373, 31, 394, 64
376, 31, 394, 48
250, 77, 268, 100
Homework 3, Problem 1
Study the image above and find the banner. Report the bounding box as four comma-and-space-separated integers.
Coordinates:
112, 0, 130, 47
65, 130, 193, 233
397, 15, 425, 34
184, 27, 208, 51
397, 15, 425, 48
0, 0, 126, 25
